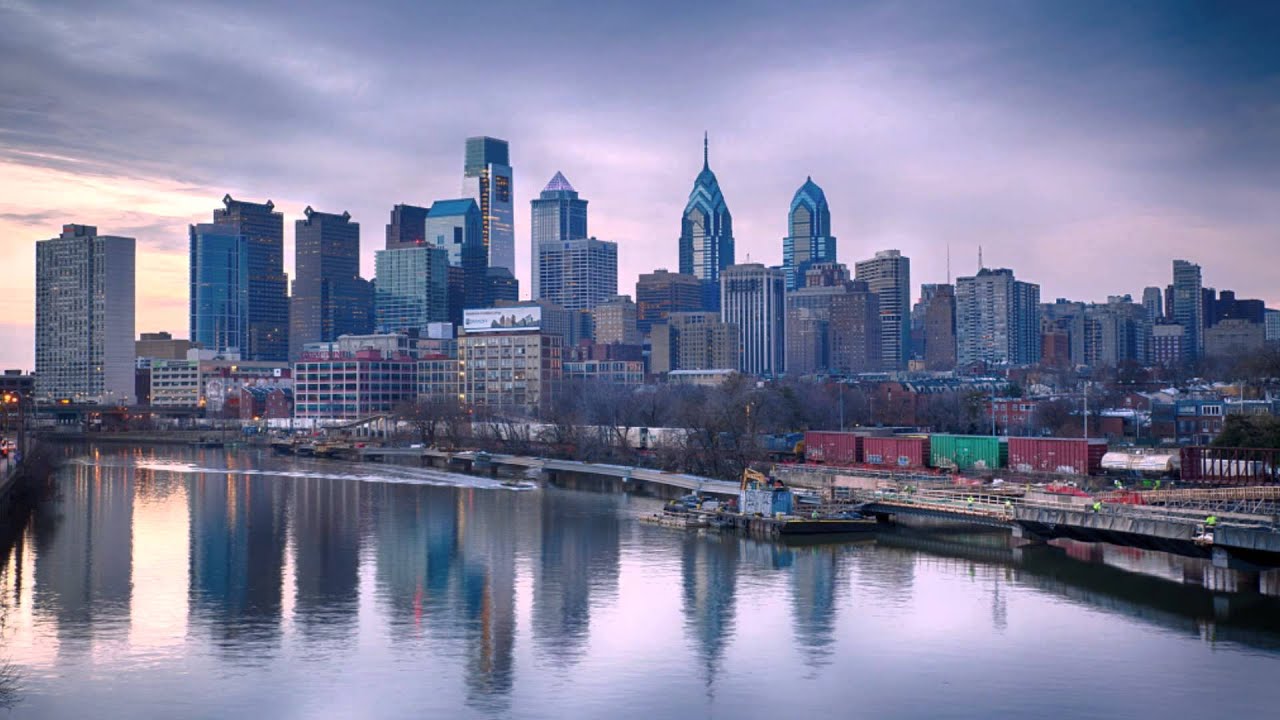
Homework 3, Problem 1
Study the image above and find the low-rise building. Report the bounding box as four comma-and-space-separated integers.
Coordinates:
650, 312, 739, 374
564, 360, 644, 386
418, 354, 462, 400
150, 353, 289, 410
293, 348, 417, 421
667, 369, 737, 387
1205, 318, 1265, 359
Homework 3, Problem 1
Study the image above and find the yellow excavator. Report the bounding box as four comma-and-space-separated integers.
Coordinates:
741, 467, 771, 491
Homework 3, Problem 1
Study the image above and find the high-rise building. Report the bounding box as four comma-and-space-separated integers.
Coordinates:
1171, 260, 1204, 361
828, 284, 881, 376
721, 263, 785, 377
374, 244, 450, 333
955, 268, 1041, 368
536, 237, 618, 312
1151, 323, 1185, 367
484, 267, 520, 307
650, 312, 739, 374
593, 295, 641, 346
1141, 287, 1164, 325
922, 284, 957, 371
635, 269, 703, 336
531, 171, 588, 298
460, 307, 561, 413
463, 136, 515, 273
855, 249, 911, 370
1081, 296, 1150, 368
426, 198, 487, 312
782, 177, 836, 291
385, 203, 430, 250
189, 223, 247, 357
35, 224, 135, 403
783, 263, 879, 376
1266, 309, 1280, 345
678, 135, 734, 312
290, 207, 372, 358
213, 195, 289, 361
1208, 289, 1266, 326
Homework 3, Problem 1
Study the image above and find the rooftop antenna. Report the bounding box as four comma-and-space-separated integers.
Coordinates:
978, 245, 984, 270
946, 242, 952, 284
703, 131, 709, 169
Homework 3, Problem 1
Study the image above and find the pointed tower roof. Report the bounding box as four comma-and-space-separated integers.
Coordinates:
790, 176, 828, 211
688, 133, 728, 215
542, 171, 576, 193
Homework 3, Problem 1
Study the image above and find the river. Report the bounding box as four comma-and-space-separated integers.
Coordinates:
2, 444, 1280, 719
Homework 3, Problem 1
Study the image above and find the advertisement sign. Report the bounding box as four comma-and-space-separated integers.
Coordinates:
463, 307, 541, 334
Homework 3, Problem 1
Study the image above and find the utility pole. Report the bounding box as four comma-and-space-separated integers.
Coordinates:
1083, 382, 1089, 440
838, 384, 845, 431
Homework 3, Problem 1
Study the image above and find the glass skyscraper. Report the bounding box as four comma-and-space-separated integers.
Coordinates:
189, 222, 248, 357
531, 171, 588, 299
426, 198, 487, 312
679, 134, 734, 312
782, 177, 836, 291
1172, 259, 1204, 360
290, 207, 372, 358
374, 244, 450, 334
213, 195, 289, 362
385, 203, 431, 250
463, 136, 515, 274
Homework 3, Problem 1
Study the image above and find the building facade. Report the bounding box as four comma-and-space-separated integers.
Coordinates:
855, 249, 911, 370
678, 135, 734, 311
922, 284, 957, 371
213, 195, 289, 362
783, 263, 879, 376
536, 237, 618, 312
290, 207, 373, 359
385, 203, 430, 250
650, 312, 740, 374
782, 177, 836, 291
35, 224, 135, 404
1172, 259, 1204, 361
721, 263, 785, 377
531, 171, 588, 299
374, 244, 450, 334
636, 269, 703, 336
460, 311, 562, 414
564, 360, 645, 386
463, 136, 515, 273
593, 295, 641, 346
955, 268, 1041, 368
1141, 286, 1164, 324
150, 355, 289, 410
1151, 323, 1185, 367
1205, 318, 1265, 359
426, 198, 487, 313
189, 223, 248, 357
293, 349, 417, 421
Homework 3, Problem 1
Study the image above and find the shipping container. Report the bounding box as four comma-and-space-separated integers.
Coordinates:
862, 436, 931, 469
804, 431, 864, 466
929, 434, 1007, 471
1007, 437, 1107, 475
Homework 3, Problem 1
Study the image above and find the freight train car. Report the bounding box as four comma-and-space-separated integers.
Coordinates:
862, 435, 931, 469
1179, 446, 1280, 485
1008, 437, 1107, 475
803, 431, 865, 466
929, 435, 1007, 471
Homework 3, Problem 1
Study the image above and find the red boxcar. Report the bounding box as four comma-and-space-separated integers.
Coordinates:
804, 431, 863, 466
1008, 437, 1107, 475
862, 436, 931, 470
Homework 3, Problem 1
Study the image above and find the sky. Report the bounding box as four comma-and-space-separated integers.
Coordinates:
1, 0, 1278, 371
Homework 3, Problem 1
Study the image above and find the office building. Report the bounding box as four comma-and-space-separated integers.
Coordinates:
922, 284, 956, 371
1208, 289, 1266, 326
855, 249, 911, 370
955, 268, 1041, 368
189, 223, 247, 357
484, 267, 520, 306
1081, 296, 1150, 368
417, 354, 462, 401
293, 337, 417, 421
374, 244, 450, 333
650, 312, 739, 374
721, 263, 785, 377
564, 360, 645, 386
35, 224, 135, 404
212, 195, 289, 362
678, 135, 734, 311
828, 283, 881, 375
531, 171, 588, 298
636, 269, 703, 336
494, 299, 589, 348
1267, 309, 1280, 345
463, 136, 515, 273
426, 198, 487, 312
136, 332, 193, 364
1141, 287, 1163, 325
459, 307, 562, 413
1205, 319, 1264, 359
385, 203, 431, 250
784, 263, 879, 376
593, 295, 641, 346
782, 177, 836, 291
1171, 260, 1204, 360
290, 207, 372, 358
537, 236, 618, 311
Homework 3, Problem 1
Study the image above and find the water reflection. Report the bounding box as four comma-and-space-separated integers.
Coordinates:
1, 445, 1280, 719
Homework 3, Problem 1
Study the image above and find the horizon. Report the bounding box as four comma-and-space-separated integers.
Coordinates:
2, 0, 1278, 370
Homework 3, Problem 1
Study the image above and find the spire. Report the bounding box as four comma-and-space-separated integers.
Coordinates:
703, 131, 709, 170
542, 171, 575, 193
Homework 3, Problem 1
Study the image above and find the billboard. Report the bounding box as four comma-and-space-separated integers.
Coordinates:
463, 307, 541, 334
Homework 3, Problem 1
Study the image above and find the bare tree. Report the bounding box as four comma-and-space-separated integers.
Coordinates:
394, 395, 466, 448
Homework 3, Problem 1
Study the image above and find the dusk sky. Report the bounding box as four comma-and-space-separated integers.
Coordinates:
2, 0, 1277, 370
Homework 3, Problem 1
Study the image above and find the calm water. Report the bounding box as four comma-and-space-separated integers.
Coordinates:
3, 445, 1280, 719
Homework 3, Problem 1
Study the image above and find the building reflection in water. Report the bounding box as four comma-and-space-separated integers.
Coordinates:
456, 488, 518, 713
290, 475, 362, 644
788, 546, 843, 668
681, 532, 739, 686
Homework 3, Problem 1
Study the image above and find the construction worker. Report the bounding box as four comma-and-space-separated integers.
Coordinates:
967, 495, 975, 510
1092, 500, 1102, 513
1205, 514, 1218, 528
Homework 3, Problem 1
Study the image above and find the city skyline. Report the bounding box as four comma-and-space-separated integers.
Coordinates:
2, 1, 1278, 369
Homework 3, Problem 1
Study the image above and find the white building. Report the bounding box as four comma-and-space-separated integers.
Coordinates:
35, 224, 135, 404
720, 263, 785, 377
955, 268, 1041, 367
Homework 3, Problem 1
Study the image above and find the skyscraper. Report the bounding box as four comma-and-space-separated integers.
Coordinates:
35, 224, 135, 403
374, 244, 450, 334
213, 195, 288, 361
784, 263, 879, 376
922, 284, 957, 371
782, 177, 836, 291
1141, 286, 1163, 325
189, 223, 247, 357
635, 269, 703, 336
537, 237, 618, 312
679, 134, 734, 312
385, 203, 430, 250
426, 198, 487, 312
855, 249, 911, 370
593, 295, 641, 346
721, 263, 785, 377
531, 171, 588, 298
1172, 259, 1204, 360
463, 136, 515, 273
955, 268, 1040, 368
290, 207, 372, 358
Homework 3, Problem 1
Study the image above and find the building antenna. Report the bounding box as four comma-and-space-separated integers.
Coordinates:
978, 245, 984, 271
703, 131, 709, 169
946, 242, 952, 284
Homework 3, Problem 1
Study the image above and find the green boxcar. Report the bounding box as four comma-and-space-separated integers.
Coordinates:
929, 434, 1007, 471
